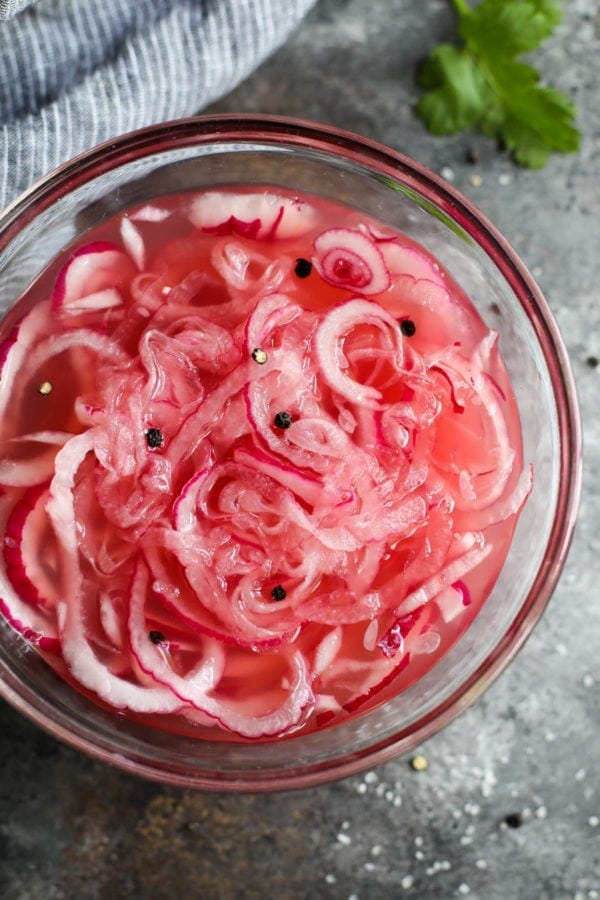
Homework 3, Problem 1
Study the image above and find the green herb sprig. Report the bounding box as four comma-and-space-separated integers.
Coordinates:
415, 0, 580, 168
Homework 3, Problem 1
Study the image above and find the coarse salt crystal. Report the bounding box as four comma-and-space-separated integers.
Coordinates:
426, 861, 446, 876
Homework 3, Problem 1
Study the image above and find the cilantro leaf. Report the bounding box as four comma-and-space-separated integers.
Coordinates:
415, 0, 581, 168
459, 0, 562, 57
417, 45, 495, 134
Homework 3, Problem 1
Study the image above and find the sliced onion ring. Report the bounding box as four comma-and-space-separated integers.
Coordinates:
315, 298, 404, 406
52, 241, 134, 313
312, 228, 391, 295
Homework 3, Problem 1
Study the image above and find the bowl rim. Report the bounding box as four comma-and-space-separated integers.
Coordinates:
0, 114, 583, 791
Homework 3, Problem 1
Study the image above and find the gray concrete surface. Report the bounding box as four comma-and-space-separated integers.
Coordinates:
1, 1, 599, 897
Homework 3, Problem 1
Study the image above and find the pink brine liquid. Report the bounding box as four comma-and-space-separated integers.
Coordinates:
0, 188, 531, 741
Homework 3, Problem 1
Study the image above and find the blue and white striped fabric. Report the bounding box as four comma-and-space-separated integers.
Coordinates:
0, 0, 35, 18
0, 0, 316, 210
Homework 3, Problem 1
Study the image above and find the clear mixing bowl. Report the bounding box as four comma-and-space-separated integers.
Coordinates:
0, 116, 581, 791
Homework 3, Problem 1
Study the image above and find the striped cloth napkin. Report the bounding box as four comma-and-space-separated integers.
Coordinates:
0, 0, 35, 17
0, 0, 316, 209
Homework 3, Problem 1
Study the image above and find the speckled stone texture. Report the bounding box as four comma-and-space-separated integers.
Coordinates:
1, 2, 599, 898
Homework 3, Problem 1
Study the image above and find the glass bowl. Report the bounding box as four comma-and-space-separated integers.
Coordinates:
0, 116, 581, 791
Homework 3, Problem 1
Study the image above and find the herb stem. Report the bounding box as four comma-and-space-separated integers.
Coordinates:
450, 0, 470, 17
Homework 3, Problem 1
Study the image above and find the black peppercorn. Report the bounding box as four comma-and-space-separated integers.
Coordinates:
146, 427, 164, 449
504, 812, 524, 829
294, 258, 312, 278
400, 319, 416, 337
271, 585, 287, 601
274, 411, 293, 429
149, 630, 166, 644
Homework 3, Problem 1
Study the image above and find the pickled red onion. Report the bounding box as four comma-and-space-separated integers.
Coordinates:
0, 188, 531, 738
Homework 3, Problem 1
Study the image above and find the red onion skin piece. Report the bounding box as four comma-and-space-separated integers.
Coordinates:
456, 581, 472, 607
435, 577, 476, 623
0, 324, 20, 382
378, 600, 437, 659
204, 216, 263, 239
51, 241, 135, 312
188, 191, 318, 240
0, 490, 60, 653
0, 597, 60, 654
3, 483, 49, 610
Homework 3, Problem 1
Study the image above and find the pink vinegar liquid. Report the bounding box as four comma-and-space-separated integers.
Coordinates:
0, 188, 528, 742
